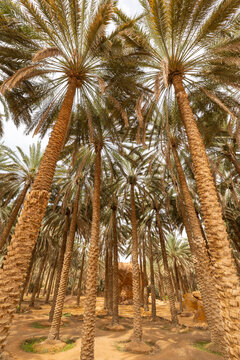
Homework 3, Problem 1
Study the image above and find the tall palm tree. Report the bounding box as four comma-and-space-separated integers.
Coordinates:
115, 3, 240, 357
0, 143, 42, 250
0, 0, 114, 351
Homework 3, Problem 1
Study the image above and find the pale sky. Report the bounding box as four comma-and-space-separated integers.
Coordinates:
2, 0, 142, 153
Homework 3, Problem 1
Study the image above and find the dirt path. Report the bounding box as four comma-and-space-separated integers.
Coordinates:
6, 297, 221, 360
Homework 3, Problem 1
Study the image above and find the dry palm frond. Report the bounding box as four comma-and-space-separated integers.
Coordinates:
161, 57, 169, 88
136, 93, 144, 127
33, 99, 56, 136
32, 47, 63, 62
97, 76, 106, 94
201, 88, 236, 120
109, 95, 129, 126
1, 66, 48, 95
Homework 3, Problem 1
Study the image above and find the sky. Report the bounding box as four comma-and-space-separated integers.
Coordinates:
2, 0, 142, 153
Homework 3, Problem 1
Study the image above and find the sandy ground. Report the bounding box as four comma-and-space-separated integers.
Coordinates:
6, 296, 221, 360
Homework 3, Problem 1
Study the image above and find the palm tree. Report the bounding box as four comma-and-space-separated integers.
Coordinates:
0, 0, 114, 351
115, 3, 240, 356
0, 143, 42, 250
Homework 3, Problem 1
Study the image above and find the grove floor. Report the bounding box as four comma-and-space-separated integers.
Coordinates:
6, 296, 221, 360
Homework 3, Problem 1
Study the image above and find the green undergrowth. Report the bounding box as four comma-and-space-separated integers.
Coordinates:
21, 337, 75, 353
31, 322, 49, 329
63, 312, 71, 317
193, 341, 222, 356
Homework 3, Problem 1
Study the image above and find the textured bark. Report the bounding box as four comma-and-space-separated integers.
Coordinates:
157, 261, 166, 302
156, 211, 178, 324
173, 74, 240, 359
71, 269, 78, 296
107, 236, 113, 315
48, 184, 80, 340
45, 255, 58, 304
0, 182, 30, 251
76, 249, 85, 307
80, 145, 102, 360
0, 80, 76, 353
172, 142, 226, 350
104, 245, 109, 310
43, 265, 51, 296
174, 261, 183, 312
139, 248, 144, 307
18, 244, 37, 310
29, 253, 47, 307
37, 260, 47, 298
142, 237, 149, 311
49, 211, 70, 321
148, 224, 156, 321
130, 182, 142, 342
112, 207, 119, 325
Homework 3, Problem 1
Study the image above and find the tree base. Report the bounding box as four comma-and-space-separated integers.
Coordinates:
33, 339, 66, 353
124, 340, 152, 354
105, 324, 126, 331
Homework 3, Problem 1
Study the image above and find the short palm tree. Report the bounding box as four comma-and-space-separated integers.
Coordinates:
0, 142, 42, 250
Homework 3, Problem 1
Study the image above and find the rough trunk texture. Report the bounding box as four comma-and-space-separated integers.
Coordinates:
172, 143, 225, 351
142, 237, 149, 311
173, 74, 240, 358
80, 145, 102, 360
156, 211, 178, 324
104, 246, 109, 310
18, 244, 37, 311
157, 261, 166, 302
45, 255, 58, 304
49, 212, 70, 321
139, 248, 144, 307
130, 182, 142, 342
0, 80, 76, 354
76, 249, 85, 307
29, 253, 47, 307
112, 207, 119, 325
148, 224, 156, 321
48, 184, 80, 340
43, 265, 51, 296
0, 182, 30, 251
107, 236, 113, 315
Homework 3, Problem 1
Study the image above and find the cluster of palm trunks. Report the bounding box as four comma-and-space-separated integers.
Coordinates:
0, 0, 240, 360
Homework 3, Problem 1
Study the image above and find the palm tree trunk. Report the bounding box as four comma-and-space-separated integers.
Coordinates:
155, 210, 178, 324
130, 182, 142, 342
104, 245, 109, 310
174, 261, 183, 312
148, 224, 156, 321
76, 249, 85, 307
107, 236, 113, 315
172, 128, 226, 351
29, 253, 47, 307
18, 244, 37, 311
112, 206, 119, 325
0, 80, 76, 353
49, 210, 70, 321
43, 265, 51, 296
80, 144, 102, 360
173, 74, 240, 358
142, 237, 149, 311
0, 181, 30, 250
139, 247, 144, 307
48, 183, 80, 340
71, 269, 78, 296
45, 255, 58, 304
37, 260, 47, 298
157, 261, 166, 302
